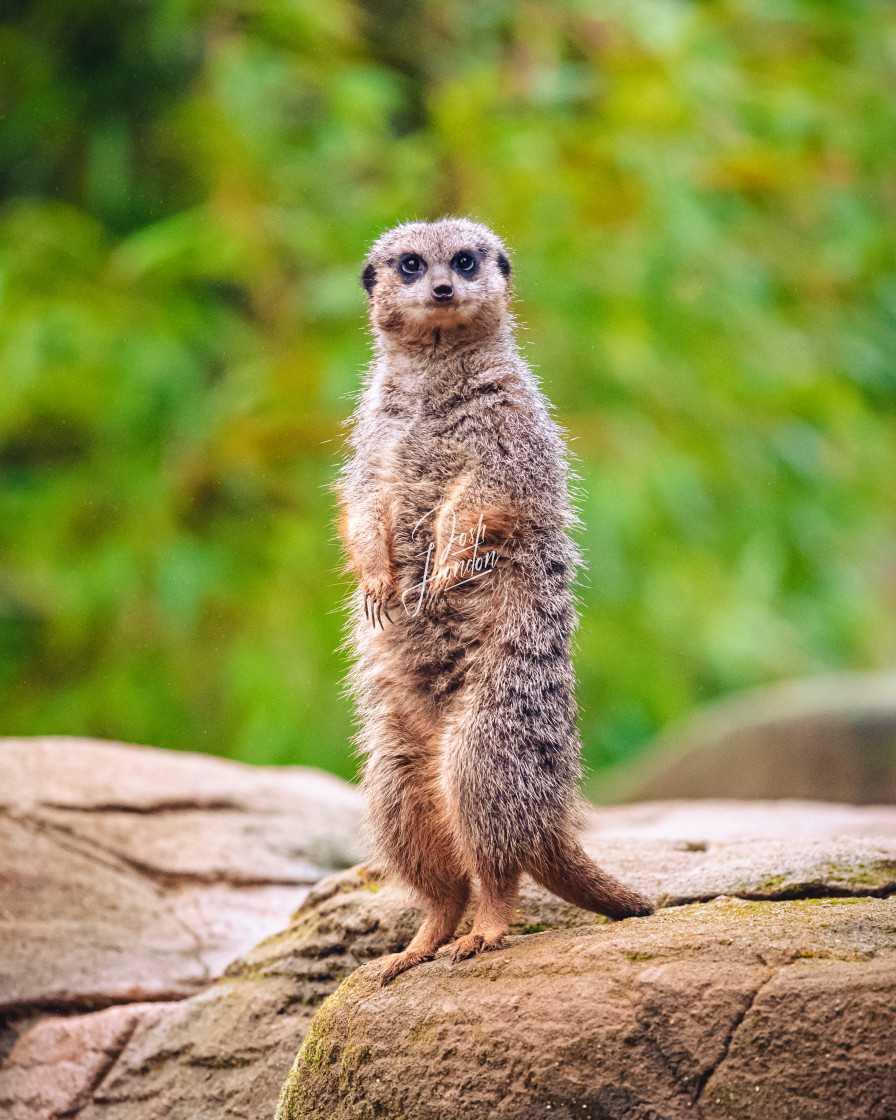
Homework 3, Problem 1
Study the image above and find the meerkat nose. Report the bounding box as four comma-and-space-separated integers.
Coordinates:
432, 282, 454, 301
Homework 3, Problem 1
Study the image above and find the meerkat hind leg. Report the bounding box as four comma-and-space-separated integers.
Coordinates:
364, 703, 471, 984
449, 871, 520, 962
377, 878, 470, 984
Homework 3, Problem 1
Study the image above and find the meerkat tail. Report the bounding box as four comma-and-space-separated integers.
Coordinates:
528, 837, 655, 919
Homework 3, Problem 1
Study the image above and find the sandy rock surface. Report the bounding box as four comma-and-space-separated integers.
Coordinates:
18, 823, 891, 1120
278, 894, 896, 1120
0, 738, 361, 1083
2, 742, 895, 1120
0, 1004, 161, 1120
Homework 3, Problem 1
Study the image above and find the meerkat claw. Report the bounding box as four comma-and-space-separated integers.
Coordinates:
375, 949, 432, 985
450, 934, 484, 962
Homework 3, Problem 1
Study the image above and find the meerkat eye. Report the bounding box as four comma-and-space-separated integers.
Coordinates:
452, 251, 476, 273
399, 254, 424, 275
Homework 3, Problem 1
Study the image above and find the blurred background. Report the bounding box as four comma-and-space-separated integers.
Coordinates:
1, 0, 894, 786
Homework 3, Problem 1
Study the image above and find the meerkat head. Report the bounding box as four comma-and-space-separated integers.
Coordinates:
360, 218, 512, 346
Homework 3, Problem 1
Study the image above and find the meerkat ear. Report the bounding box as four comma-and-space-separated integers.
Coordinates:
361, 262, 377, 295
497, 254, 511, 279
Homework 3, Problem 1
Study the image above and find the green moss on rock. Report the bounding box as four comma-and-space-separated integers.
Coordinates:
276, 972, 375, 1119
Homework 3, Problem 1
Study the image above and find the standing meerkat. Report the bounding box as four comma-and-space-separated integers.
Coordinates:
338, 217, 653, 984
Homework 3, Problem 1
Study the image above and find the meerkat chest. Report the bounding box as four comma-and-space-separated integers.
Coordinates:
390, 428, 468, 505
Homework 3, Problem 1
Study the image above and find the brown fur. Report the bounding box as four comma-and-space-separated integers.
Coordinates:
337, 218, 654, 983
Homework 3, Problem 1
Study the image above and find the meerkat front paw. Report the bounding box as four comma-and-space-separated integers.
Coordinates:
361, 578, 396, 629
421, 567, 456, 615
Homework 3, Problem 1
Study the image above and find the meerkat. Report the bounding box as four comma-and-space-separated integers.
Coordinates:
337, 217, 654, 984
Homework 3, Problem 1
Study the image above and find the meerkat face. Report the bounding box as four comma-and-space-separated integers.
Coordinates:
360, 218, 512, 345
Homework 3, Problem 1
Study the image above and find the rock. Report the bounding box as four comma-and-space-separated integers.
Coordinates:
3, 780, 895, 1119
0, 736, 361, 1024
0, 1004, 163, 1120
597, 670, 896, 804
5, 866, 402, 1120
74, 974, 306, 1120
23, 807, 894, 1120
585, 797, 896, 841
580, 836, 896, 906
56, 866, 427, 1120
277, 895, 896, 1120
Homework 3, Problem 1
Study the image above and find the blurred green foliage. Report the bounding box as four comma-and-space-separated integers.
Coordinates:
1, 0, 894, 780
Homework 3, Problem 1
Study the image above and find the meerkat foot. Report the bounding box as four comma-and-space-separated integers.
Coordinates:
449, 932, 505, 963
375, 949, 433, 985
